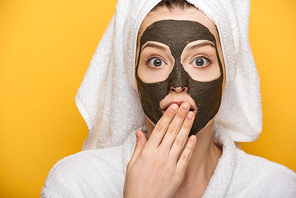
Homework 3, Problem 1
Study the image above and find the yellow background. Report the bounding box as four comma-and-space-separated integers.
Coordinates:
0, 0, 295, 197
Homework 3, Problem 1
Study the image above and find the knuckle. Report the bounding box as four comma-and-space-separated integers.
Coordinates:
183, 120, 192, 129
181, 153, 189, 162
186, 142, 194, 151
167, 125, 178, 136
154, 123, 165, 134
174, 136, 184, 147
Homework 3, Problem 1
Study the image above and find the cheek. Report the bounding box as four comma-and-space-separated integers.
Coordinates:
135, 73, 170, 125
184, 63, 221, 82
181, 47, 221, 82
137, 57, 174, 83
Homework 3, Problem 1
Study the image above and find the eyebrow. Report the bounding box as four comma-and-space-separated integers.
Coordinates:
188, 41, 216, 50
142, 43, 168, 51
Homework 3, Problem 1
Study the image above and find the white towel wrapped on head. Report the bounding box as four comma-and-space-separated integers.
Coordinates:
75, 0, 262, 150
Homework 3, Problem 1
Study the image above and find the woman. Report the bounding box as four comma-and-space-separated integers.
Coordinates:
42, 0, 296, 197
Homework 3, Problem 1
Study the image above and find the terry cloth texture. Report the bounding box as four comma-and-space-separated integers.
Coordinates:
41, 129, 296, 197
75, 0, 262, 150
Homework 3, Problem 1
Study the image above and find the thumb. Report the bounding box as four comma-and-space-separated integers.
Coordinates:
127, 130, 147, 169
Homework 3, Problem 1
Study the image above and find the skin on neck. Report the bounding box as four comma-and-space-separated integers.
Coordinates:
138, 7, 224, 197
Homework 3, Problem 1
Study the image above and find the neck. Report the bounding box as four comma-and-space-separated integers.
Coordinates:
146, 119, 222, 197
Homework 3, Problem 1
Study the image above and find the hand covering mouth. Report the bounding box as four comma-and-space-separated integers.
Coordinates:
162, 101, 196, 113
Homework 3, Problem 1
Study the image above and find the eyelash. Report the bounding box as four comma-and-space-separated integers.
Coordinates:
145, 55, 212, 68
146, 56, 166, 68
190, 56, 212, 68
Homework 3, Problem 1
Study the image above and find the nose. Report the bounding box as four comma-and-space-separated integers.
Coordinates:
170, 86, 188, 93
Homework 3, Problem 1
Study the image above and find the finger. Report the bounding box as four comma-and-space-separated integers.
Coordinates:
127, 130, 147, 170
158, 102, 190, 154
176, 135, 196, 173
169, 111, 195, 161
145, 104, 178, 149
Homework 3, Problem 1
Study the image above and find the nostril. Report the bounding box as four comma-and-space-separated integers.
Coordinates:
170, 86, 188, 93
182, 87, 188, 92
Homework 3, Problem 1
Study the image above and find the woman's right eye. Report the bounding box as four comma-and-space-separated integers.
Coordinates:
148, 58, 165, 67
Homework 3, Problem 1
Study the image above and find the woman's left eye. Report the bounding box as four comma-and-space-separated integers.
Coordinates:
192, 57, 209, 67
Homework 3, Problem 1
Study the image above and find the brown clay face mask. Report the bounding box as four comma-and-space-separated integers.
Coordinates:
136, 20, 224, 136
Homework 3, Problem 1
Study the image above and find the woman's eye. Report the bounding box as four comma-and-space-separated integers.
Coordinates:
192, 57, 209, 67
148, 58, 165, 67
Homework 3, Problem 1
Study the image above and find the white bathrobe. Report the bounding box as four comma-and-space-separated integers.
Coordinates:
41, 129, 296, 198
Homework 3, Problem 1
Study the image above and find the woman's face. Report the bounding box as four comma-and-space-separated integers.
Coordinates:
136, 7, 225, 136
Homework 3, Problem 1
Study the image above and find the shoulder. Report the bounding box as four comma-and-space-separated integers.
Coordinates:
230, 149, 296, 197
41, 145, 126, 198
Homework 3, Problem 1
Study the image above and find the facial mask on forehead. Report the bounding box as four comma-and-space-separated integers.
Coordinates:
136, 20, 224, 136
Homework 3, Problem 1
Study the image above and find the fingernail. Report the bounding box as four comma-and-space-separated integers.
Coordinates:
181, 103, 190, 111
136, 131, 141, 139
186, 112, 194, 121
170, 104, 178, 112
190, 135, 196, 142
